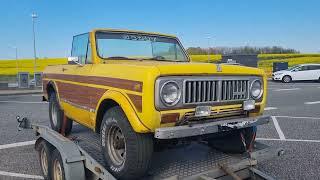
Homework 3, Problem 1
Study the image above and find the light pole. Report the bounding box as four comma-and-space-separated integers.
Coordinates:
31, 12, 38, 75
206, 36, 212, 63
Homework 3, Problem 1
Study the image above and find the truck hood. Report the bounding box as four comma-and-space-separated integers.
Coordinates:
105, 60, 264, 76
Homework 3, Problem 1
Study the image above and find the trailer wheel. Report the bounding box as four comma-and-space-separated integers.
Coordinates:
51, 149, 65, 180
37, 141, 53, 180
100, 106, 153, 179
49, 93, 73, 135
207, 126, 256, 153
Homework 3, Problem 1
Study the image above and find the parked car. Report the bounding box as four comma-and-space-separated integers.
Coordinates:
42, 29, 268, 179
272, 64, 320, 83
29, 79, 35, 87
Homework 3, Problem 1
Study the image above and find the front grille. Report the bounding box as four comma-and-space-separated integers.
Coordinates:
221, 80, 249, 101
184, 79, 249, 104
184, 80, 218, 104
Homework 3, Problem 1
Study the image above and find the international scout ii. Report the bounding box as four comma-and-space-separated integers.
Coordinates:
42, 29, 268, 179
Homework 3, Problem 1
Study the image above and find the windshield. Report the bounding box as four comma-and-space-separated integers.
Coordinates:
287, 65, 300, 71
96, 32, 188, 62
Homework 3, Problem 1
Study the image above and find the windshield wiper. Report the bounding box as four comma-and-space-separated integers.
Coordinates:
106, 56, 137, 60
139, 57, 185, 62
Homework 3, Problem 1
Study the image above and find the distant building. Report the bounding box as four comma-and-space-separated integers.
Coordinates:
221, 54, 258, 67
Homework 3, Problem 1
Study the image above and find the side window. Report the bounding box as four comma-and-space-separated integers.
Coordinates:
300, 66, 309, 71
71, 33, 89, 64
308, 65, 320, 70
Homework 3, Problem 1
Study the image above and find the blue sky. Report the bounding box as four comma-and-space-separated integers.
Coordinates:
0, 0, 319, 59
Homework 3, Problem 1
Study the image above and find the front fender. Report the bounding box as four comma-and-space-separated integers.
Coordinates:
96, 90, 150, 133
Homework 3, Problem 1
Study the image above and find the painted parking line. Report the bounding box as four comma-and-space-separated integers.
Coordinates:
271, 116, 286, 140
264, 107, 278, 111
304, 101, 320, 105
273, 88, 300, 92
0, 140, 35, 150
0, 101, 47, 104
0, 170, 43, 179
275, 115, 320, 120
257, 138, 320, 143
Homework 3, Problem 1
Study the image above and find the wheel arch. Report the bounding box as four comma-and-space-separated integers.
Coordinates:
46, 81, 58, 100
95, 90, 150, 133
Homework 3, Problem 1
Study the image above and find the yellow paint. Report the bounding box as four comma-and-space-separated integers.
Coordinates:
43, 29, 267, 134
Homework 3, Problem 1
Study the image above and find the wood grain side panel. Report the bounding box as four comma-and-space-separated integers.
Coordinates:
161, 113, 180, 124
56, 82, 106, 110
44, 73, 142, 92
127, 94, 142, 112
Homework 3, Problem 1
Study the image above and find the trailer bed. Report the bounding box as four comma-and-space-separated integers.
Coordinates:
70, 125, 274, 179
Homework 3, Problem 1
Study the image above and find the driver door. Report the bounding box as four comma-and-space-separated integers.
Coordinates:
63, 33, 93, 128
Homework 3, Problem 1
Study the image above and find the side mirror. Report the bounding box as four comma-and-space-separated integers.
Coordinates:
68, 56, 83, 66
68, 56, 79, 63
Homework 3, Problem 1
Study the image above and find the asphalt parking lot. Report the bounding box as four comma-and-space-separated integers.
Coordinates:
0, 81, 320, 179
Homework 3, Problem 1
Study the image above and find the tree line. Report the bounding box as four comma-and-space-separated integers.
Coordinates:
186, 46, 299, 55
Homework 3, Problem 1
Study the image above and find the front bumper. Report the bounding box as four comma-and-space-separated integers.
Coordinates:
154, 116, 271, 139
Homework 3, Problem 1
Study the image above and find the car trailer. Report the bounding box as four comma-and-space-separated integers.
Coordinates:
17, 116, 284, 180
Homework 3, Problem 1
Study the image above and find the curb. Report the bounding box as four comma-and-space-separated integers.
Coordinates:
0, 91, 43, 96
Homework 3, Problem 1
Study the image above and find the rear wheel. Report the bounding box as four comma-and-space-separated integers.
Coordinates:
49, 93, 73, 135
282, 75, 292, 83
100, 106, 153, 179
50, 149, 65, 180
207, 126, 256, 153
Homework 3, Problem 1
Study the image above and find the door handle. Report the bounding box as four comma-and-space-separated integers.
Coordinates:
62, 68, 68, 72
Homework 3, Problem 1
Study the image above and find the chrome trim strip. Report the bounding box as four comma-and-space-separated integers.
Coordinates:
61, 98, 95, 113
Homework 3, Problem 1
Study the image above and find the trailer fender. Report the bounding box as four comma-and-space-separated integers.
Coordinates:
37, 128, 86, 180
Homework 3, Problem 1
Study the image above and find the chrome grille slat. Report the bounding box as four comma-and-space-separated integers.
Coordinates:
184, 79, 249, 104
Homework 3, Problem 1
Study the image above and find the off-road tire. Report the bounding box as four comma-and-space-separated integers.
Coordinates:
100, 106, 153, 180
49, 93, 73, 135
50, 149, 65, 180
37, 141, 53, 180
207, 126, 256, 153
282, 75, 292, 83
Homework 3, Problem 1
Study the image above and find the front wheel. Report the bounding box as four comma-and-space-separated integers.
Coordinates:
100, 106, 153, 179
50, 149, 65, 180
37, 141, 53, 180
282, 75, 292, 83
207, 126, 256, 153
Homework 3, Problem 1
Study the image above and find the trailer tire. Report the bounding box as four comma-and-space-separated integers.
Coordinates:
207, 126, 256, 153
100, 106, 153, 180
50, 149, 65, 180
37, 141, 53, 180
49, 93, 73, 135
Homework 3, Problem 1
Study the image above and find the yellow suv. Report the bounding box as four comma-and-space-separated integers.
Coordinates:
42, 29, 268, 179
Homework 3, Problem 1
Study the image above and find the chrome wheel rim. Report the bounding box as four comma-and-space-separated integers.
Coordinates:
40, 148, 48, 176
53, 159, 63, 180
284, 76, 290, 83
51, 103, 58, 127
107, 122, 126, 166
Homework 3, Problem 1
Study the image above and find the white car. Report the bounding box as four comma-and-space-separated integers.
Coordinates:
272, 64, 320, 83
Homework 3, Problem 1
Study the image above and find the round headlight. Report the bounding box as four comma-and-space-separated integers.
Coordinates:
250, 80, 263, 99
160, 81, 181, 106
